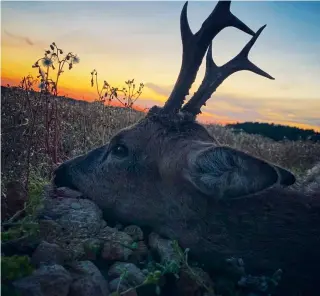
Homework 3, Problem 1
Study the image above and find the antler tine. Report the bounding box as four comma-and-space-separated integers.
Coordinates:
161, 0, 255, 115
182, 25, 274, 116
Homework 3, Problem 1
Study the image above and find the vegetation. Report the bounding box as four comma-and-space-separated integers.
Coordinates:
1, 255, 34, 296
111, 241, 215, 296
2, 85, 320, 187
1, 255, 34, 283
1, 170, 47, 243
91, 69, 144, 108
227, 122, 320, 142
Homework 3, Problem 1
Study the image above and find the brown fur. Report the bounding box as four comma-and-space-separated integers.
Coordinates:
54, 117, 320, 295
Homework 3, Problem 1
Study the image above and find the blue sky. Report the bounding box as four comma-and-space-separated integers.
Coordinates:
1, 1, 320, 129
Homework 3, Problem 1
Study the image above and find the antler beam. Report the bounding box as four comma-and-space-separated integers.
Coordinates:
182, 25, 274, 116
162, 0, 255, 114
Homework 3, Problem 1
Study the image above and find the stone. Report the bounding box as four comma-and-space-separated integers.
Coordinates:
176, 266, 214, 296
31, 241, 66, 267
68, 261, 110, 296
108, 262, 146, 287
37, 197, 104, 260
13, 264, 72, 296
124, 225, 144, 241
148, 232, 180, 263
100, 226, 134, 261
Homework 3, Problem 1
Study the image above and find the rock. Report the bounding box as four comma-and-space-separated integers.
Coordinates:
102, 241, 133, 262
129, 241, 149, 264
108, 278, 138, 296
68, 261, 109, 296
100, 226, 134, 261
13, 264, 72, 296
55, 187, 83, 199
31, 241, 66, 267
37, 197, 104, 260
124, 225, 144, 241
41, 198, 102, 237
148, 232, 180, 263
176, 266, 214, 296
83, 239, 103, 261
108, 262, 146, 287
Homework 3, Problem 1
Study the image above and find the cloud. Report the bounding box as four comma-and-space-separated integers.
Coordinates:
3, 30, 34, 46
145, 82, 173, 97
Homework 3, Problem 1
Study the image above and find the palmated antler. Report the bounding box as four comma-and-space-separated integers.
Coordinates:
162, 0, 256, 114
182, 25, 274, 115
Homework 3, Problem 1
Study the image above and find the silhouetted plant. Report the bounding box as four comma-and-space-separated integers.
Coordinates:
16, 75, 42, 190
32, 42, 79, 96
90, 69, 144, 109
19, 75, 38, 93
31, 42, 80, 167
122, 79, 144, 108
90, 69, 118, 104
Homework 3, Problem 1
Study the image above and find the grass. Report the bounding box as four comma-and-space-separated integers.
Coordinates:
1, 169, 47, 243
1, 86, 143, 184
2, 85, 319, 187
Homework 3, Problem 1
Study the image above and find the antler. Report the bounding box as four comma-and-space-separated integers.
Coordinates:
162, 0, 256, 114
182, 25, 274, 115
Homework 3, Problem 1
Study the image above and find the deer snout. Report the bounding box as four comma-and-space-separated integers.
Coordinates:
53, 161, 78, 191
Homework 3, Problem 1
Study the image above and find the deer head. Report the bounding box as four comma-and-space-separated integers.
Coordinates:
53, 1, 320, 295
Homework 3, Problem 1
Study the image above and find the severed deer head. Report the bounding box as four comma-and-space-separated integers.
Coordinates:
54, 1, 320, 295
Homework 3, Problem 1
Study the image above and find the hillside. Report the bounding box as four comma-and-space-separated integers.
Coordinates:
227, 122, 320, 142
2, 85, 320, 186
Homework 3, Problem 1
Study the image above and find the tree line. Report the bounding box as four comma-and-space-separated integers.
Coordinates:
227, 122, 320, 142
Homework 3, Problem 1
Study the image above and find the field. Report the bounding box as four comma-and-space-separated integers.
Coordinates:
2, 85, 320, 188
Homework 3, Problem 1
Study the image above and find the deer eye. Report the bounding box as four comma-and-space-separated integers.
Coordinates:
111, 144, 129, 158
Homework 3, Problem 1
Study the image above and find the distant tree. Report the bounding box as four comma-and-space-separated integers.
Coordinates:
227, 122, 319, 142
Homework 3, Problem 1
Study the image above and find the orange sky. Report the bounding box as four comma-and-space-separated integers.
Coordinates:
1, 74, 318, 132
1, 1, 319, 132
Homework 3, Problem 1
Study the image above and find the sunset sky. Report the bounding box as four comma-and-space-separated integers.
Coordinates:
1, 1, 320, 131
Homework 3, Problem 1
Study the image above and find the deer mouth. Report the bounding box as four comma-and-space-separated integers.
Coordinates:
52, 162, 80, 192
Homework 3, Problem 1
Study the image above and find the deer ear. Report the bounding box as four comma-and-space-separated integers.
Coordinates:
186, 146, 295, 199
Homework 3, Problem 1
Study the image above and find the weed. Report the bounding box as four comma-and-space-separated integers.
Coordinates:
1, 255, 34, 282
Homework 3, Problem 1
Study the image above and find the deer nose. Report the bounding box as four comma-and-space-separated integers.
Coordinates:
53, 162, 78, 190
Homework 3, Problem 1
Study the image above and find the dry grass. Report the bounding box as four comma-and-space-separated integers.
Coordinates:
206, 125, 320, 175
2, 86, 320, 187
1, 86, 143, 184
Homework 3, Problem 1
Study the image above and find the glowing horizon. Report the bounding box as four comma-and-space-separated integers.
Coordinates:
1, 1, 320, 132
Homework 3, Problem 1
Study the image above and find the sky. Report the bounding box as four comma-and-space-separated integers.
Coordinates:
1, 1, 320, 131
